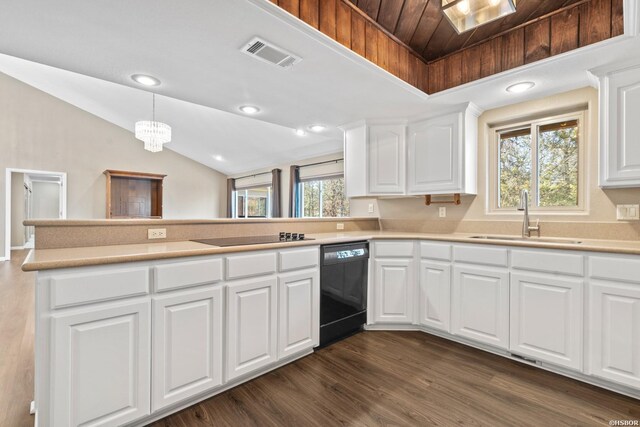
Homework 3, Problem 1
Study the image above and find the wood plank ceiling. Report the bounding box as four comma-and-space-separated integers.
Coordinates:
349, 0, 585, 61
271, 0, 624, 93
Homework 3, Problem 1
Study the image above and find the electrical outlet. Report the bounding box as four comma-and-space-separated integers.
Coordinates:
439, 207, 446, 218
148, 228, 167, 239
368, 203, 375, 213
616, 204, 640, 220
336, 223, 345, 230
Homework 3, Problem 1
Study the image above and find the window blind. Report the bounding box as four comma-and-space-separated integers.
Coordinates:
299, 159, 344, 181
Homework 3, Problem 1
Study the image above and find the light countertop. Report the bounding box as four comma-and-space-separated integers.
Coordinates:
22, 231, 640, 271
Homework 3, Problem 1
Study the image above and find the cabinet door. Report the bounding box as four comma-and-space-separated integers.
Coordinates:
407, 113, 461, 194
452, 265, 509, 349
152, 286, 223, 411
51, 300, 150, 427
278, 270, 319, 359
600, 66, 640, 187
368, 124, 406, 194
510, 273, 583, 370
227, 277, 277, 381
418, 260, 451, 332
590, 280, 640, 388
374, 258, 414, 323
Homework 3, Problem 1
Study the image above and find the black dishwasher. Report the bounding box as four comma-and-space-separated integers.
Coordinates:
320, 241, 369, 346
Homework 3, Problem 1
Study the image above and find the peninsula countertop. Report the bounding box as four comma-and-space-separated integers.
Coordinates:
21, 231, 640, 271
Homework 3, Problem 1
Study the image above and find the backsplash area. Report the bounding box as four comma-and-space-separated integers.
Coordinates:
380, 219, 640, 241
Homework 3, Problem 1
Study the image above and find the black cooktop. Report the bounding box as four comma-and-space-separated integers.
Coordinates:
193, 235, 314, 247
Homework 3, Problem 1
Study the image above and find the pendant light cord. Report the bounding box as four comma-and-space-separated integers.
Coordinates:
152, 93, 156, 122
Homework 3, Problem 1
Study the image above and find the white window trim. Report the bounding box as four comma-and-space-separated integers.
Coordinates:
487, 110, 588, 216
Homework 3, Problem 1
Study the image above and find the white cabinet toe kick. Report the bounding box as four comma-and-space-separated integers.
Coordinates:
367, 240, 640, 401
33, 247, 320, 427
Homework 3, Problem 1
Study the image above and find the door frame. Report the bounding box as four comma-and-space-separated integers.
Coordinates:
4, 168, 67, 261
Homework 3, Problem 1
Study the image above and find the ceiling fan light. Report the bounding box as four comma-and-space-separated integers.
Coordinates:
442, 0, 517, 33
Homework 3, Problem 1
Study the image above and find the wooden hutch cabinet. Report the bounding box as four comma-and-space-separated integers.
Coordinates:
104, 170, 166, 219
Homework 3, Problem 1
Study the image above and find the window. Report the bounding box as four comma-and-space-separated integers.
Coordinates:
233, 186, 271, 218
490, 111, 584, 213
300, 176, 349, 218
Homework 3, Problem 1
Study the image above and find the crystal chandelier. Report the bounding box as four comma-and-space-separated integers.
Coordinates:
135, 93, 171, 153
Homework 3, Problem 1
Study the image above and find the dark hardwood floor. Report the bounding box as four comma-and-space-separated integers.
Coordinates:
152, 331, 639, 427
1, 250, 639, 427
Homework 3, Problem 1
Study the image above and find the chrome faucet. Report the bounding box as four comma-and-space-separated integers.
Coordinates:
517, 189, 540, 238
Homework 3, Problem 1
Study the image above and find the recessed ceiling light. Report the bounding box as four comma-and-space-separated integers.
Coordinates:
131, 74, 160, 86
308, 124, 326, 132
213, 155, 224, 161
295, 129, 306, 136
239, 105, 260, 114
506, 81, 535, 93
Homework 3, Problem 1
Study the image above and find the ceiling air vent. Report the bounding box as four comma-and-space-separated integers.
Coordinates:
242, 37, 302, 69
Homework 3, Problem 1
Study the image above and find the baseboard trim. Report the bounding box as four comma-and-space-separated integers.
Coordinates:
365, 323, 640, 401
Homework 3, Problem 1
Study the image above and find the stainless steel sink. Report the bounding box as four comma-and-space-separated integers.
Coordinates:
469, 235, 582, 244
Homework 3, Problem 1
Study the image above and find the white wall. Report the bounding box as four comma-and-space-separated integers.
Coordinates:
0, 71, 228, 259
10, 173, 25, 247
32, 181, 60, 219
229, 152, 379, 218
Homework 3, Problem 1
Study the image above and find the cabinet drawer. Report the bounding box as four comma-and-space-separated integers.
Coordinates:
226, 252, 277, 280
512, 249, 584, 277
374, 241, 414, 258
154, 257, 223, 292
279, 248, 319, 272
420, 241, 451, 261
589, 255, 640, 283
51, 267, 149, 309
453, 245, 508, 267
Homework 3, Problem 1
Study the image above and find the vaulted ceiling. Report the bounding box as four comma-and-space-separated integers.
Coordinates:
349, 0, 585, 61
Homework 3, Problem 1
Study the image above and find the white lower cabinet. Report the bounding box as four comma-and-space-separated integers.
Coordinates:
452, 265, 509, 349
51, 299, 151, 427
510, 272, 583, 370
374, 258, 414, 323
590, 280, 640, 388
226, 276, 278, 381
418, 260, 451, 332
152, 286, 224, 411
278, 270, 319, 359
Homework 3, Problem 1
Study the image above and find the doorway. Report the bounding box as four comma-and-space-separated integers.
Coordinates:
4, 168, 67, 261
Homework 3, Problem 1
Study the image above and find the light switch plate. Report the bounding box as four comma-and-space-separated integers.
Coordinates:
616, 205, 640, 220
368, 203, 375, 213
439, 207, 446, 218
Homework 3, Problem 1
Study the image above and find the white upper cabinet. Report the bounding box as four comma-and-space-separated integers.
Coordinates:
593, 63, 640, 187
407, 106, 479, 195
342, 103, 479, 197
368, 124, 406, 194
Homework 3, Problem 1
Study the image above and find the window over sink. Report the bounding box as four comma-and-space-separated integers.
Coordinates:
489, 111, 585, 214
